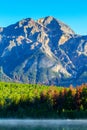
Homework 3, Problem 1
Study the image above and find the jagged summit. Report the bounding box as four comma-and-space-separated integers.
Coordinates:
38, 16, 75, 34
0, 16, 87, 86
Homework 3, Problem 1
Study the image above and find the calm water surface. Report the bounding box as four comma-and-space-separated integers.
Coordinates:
0, 119, 87, 130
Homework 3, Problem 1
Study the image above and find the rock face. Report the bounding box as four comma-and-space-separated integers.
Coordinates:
0, 16, 87, 86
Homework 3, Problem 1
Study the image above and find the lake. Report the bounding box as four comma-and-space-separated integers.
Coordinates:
0, 119, 87, 130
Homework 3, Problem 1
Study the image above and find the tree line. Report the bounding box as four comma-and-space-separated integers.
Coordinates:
0, 82, 87, 118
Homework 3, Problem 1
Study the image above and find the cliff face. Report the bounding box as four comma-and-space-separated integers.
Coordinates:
0, 16, 87, 86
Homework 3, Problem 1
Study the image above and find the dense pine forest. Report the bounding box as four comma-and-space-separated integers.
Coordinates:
0, 82, 87, 118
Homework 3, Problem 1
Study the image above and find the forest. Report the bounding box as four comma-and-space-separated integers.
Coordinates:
0, 82, 87, 118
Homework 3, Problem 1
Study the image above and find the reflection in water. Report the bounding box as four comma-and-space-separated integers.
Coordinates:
0, 119, 87, 130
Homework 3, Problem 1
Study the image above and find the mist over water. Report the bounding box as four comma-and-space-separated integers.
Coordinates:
0, 119, 87, 130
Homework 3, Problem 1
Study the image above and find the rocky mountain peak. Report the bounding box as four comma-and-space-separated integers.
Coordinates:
0, 16, 87, 86
38, 16, 74, 34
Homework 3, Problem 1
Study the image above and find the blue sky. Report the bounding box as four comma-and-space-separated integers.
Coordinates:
0, 0, 87, 35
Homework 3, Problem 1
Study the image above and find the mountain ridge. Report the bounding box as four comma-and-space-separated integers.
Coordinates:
0, 16, 87, 86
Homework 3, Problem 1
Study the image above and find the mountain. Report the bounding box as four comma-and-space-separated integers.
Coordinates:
0, 16, 87, 86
